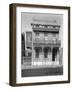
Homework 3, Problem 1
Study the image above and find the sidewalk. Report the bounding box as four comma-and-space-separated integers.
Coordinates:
21, 66, 63, 77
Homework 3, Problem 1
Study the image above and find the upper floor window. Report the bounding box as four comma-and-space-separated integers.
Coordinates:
35, 32, 40, 36
26, 32, 32, 42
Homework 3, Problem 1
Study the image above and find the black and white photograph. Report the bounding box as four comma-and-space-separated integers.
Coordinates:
9, 3, 70, 86
21, 13, 63, 77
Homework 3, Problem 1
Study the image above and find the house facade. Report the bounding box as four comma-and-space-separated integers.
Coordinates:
22, 23, 63, 67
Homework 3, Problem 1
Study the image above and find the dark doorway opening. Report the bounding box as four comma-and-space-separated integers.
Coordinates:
52, 47, 58, 61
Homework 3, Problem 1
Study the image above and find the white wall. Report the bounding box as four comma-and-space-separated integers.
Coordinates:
0, 0, 72, 90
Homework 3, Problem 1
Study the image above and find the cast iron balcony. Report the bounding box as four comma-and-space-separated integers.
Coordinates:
33, 38, 61, 47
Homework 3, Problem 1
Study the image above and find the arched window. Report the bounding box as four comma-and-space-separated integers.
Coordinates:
34, 47, 41, 58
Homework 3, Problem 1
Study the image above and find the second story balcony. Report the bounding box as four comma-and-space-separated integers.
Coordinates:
33, 38, 61, 47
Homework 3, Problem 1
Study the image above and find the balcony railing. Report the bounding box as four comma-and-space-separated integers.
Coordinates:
33, 38, 61, 46
22, 57, 32, 66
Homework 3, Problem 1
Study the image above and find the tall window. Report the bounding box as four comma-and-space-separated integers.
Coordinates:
36, 32, 39, 36
26, 31, 32, 48
26, 32, 32, 42
35, 47, 40, 58
35, 49, 39, 58
52, 47, 58, 61
44, 48, 48, 58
